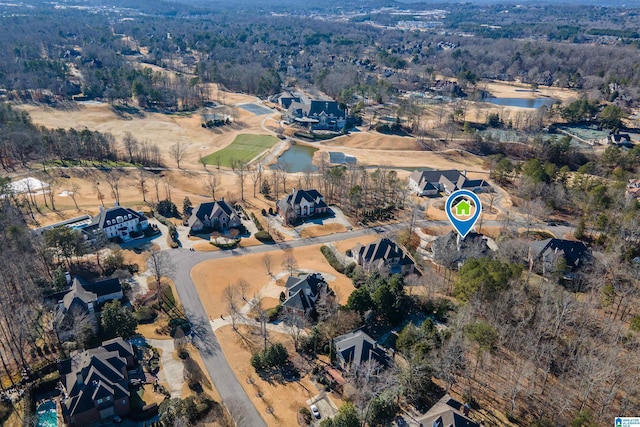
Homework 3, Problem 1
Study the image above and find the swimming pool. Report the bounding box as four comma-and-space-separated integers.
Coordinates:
36, 400, 58, 427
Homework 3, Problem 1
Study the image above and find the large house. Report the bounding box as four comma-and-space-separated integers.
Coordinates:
333, 330, 388, 370
431, 232, 493, 270
59, 277, 124, 339
416, 394, 479, 427
268, 91, 302, 109
84, 203, 149, 241
276, 188, 328, 224
351, 238, 414, 275
286, 100, 346, 131
282, 273, 327, 316
409, 170, 492, 196
528, 238, 590, 276
59, 338, 136, 426
188, 199, 241, 232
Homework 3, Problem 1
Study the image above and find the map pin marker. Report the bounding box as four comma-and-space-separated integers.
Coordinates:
445, 189, 482, 239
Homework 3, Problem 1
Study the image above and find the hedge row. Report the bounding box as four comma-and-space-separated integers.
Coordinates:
251, 212, 264, 231
255, 230, 274, 243
156, 214, 179, 248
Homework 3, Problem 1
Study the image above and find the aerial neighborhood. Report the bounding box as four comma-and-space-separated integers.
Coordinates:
0, 0, 639, 426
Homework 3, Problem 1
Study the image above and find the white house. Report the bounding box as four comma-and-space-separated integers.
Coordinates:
85, 203, 149, 241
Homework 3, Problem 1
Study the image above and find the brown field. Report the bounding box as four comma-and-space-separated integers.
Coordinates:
299, 223, 347, 238
324, 132, 421, 150
191, 235, 380, 317
215, 324, 321, 427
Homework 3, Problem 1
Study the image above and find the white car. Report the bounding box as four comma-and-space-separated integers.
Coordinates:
310, 404, 321, 419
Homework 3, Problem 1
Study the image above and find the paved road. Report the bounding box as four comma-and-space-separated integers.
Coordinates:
165, 217, 574, 425
165, 223, 404, 426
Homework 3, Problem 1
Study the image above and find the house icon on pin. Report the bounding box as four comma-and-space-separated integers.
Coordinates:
455, 199, 471, 216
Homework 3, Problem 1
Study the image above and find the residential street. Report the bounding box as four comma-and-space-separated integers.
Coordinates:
165, 218, 574, 425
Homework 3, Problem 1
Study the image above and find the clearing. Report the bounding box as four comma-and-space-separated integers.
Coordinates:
191, 235, 380, 318
201, 134, 278, 167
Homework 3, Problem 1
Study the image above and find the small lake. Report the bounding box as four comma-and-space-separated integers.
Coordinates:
483, 97, 558, 109
270, 144, 318, 173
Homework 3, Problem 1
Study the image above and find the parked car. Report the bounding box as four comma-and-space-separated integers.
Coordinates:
310, 404, 321, 419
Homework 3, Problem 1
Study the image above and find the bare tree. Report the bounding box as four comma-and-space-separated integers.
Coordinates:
169, 141, 188, 169
275, 162, 291, 194
93, 179, 105, 207
136, 169, 149, 203
250, 163, 263, 198
163, 174, 175, 202
231, 159, 247, 201
283, 313, 306, 352
522, 198, 550, 234
69, 182, 81, 211
250, 299, 269, 350
282, 250, 298, 276
223, 284, 241, 330
146, 248, 175, 298
262, 253, 273, 276
122, 132, 139, 163
104, 171, 122, 204
202, 172, 219, 200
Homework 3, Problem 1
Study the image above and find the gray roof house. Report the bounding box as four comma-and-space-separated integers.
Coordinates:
333, 330, 388, 370
416, 394, 479, 427
188, 199, 241, 232
59, 338, 136, 426
286, 100, 346, 131
269, 91, 302, 109
431, 232, 491, 270
59, 277, 124, 340
282, 273, 327, 315
276, 188, 328, 225
528, 238, 590, 276
84, 203, 149, 241
409, 170, 492, 196
351, 238, 414, 275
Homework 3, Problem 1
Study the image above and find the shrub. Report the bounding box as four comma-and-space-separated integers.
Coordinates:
250, 212, 264, 231
255, 230, 274, 243
157, 200, 179, 218
169, 318, 191, 336
134, 306, 158, 324
267, 305, 282, 321
320, 245, 342, 272
261, 208, 267, 216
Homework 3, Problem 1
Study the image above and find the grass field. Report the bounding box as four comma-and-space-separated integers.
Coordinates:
201, 134, 278, 167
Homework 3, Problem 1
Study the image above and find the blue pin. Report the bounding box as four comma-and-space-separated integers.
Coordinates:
445, 189, 482, 239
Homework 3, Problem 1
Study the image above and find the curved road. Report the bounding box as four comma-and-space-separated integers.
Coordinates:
165, 217, 573, 425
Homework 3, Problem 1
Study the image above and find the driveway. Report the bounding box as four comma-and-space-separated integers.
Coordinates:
147, 339, 183, 398
306, 392, 339, 425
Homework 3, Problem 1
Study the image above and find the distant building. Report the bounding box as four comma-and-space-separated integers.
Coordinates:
276, 188, 328, 224
350, 238, 414, 275
281, 273, 327, 316
188, 199, 241, 232
431, 231, 492, 270
333, 330, 388, 370
269, 91, 302, 109
84, 203, 149, 242
286, 100, 346, 131
409, 169, 492, 196
59, 338, 136, 426
328, 151, 357, 165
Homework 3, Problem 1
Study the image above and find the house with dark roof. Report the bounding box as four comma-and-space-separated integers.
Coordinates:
282, 273, 327, 316
269, 91, 302, 109
286, 100, 346, 131
84, 203, 149, 242
276, 188, 328, 225
431, 232, 492, 270
528, 238, 590, 276
416, 394, 479, 427
59, 338, 136, 426
59, 277, 124, 340
409, 170, 492, 196
188, 199, 241, 232
333, 330, 388, 370
351, 238, 414, 275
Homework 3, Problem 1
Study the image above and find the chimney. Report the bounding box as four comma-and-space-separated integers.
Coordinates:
76, 371, 83, 386
99, 205, 104, 213
221, 197, 224, 202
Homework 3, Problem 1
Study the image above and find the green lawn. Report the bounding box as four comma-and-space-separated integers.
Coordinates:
201, 134, 278, 167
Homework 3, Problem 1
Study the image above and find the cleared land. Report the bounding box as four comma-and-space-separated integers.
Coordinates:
201, 134, 278, 167
191, 235, 380, 318
215, 324, 333, 427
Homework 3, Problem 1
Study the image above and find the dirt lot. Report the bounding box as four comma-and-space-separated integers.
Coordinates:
215, 324, 320, 427
324, 132, 422, 150
299, 223, 347, 238
191, 235, 380, 317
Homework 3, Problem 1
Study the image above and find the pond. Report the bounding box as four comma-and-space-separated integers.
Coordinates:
270, 144, 318, 173
483, 97, 558, 109
36, 400, 58, 427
